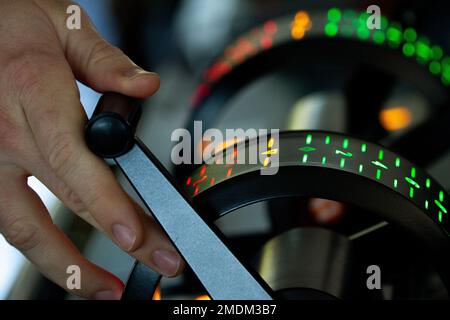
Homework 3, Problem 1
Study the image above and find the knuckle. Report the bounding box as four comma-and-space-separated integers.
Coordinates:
3, 51, 55, 104
83, 191, 103, 214
47, 132, 80, 178
1, 215, 42, 252
0, 110, 24, 156
86, 40, 125, 69
59, 181, 84, 212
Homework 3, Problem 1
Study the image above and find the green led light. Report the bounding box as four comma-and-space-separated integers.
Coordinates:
431, 46, 443, 60
386, 25, 402, 47
416, 40, 431, 62
358, 12, 370, 24
359, 164, 364, 173
325, 23, 339, 37
352, 17, 361, 28
373, 30, 385, 44
336, 150, 353, 157
435, 200, 447, 214
405, 177, 420, 189
441, 58, 450, 85
371, 160, 388, 170
410, 188, 414, 198
395, 157, 401, 167
343, 9, 357, 20
425, 200, 429, 210
443, 57, 450, 71
343, 139, 349, 149
443, 73, 450, 86
403, 28, 417, 42
340, 158, 346, 168
429, 61, 442, 75
328, 8, 342, 22
325, 136, 331, 145
302, 154, 308, 163
394, 179, 398, 188
440, 191, 444, 202
402, 43, 415, 57
378, 150, 384, 160
361, 144, 367, 152
322, 156, 327, 165
411, 167, 416, 178
426, 178, 431, 188
376, 169, 381, 180
439, 212, 443, 223
299, 146, 316, 152
341, 24, 354, 37
306, 134, 312, 145
357, 27, 370, 40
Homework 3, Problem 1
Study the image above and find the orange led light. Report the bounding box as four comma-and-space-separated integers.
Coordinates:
379, 107, 413, 131
195, 295, 211, 300
291, 11, 312, 40
198, 137, 241, 160
152, 286, 161, 300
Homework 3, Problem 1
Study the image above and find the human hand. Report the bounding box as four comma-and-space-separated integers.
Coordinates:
0, 0, 182, 300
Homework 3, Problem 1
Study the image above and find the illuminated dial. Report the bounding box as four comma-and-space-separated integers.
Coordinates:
193, 8, 449, 107
185, 131, 449, 231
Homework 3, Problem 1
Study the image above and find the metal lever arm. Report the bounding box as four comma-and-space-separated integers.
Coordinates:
85, 93, 273, 300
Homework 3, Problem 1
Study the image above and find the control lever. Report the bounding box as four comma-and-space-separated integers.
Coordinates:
85, 93, 273, 300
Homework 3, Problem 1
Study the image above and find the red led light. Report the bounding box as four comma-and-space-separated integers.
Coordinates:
263, 20, 278, 35
210, 177, 216, 186
227, 168, 233, 177
200, 165, 206, 176
186, 176, 192, 186
191, 83, 211, 107
260, 36, 273, 49
194, 185, 200, 196
204, 60, 232, 82
225, 38, 256, 63
193, 175, 207, 186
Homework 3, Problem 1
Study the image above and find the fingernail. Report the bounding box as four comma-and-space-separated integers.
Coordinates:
152, 250, 181, 277
93, 290, 122, 300
112, 224, 136, 251
125, 67, 158, 80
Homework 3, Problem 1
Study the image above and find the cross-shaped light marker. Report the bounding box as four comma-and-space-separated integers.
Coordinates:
371, 160, 388, 170
405, 167, 419, 198
261, 138, 278, 167
335, 150, 352, 157
435, 191, 447, 223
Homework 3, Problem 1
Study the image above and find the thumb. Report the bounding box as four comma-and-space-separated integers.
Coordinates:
56, 4, 159, 98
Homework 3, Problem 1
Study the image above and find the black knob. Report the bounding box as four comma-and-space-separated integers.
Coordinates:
85, 93, 142, 158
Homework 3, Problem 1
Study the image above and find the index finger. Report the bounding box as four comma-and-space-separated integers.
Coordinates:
16, 50, 146, 254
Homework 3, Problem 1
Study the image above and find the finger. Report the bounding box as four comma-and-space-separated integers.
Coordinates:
21, 111, 183, 276
0, 166, 124, 299
16, 52, 149, 255
36, 0, 159, 98
66, 30, 160, 98
124, 199, 185, 277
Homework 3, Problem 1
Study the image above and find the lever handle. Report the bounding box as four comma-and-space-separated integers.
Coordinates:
85, 92, 142, 158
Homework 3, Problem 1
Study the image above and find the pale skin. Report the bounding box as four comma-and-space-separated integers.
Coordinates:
0, 0, 183, 300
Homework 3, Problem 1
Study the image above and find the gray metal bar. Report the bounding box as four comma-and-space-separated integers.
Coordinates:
115, 141, 272, 300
